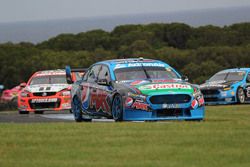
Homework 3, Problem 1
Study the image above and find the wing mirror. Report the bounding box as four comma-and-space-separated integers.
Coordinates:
247, 75, 250, 83
65, 66, 73, 84
97, 79, 110, 86
20, 82, 27, 88
181, 75, 189, 82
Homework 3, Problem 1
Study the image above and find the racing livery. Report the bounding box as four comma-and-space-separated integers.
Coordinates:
0, 84, 25, 103
200, 68, 250, 105
66, 58, 205, 122
18, 70, 81, 114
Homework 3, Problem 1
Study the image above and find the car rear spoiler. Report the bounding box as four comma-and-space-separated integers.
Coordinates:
65, 66, 88, 84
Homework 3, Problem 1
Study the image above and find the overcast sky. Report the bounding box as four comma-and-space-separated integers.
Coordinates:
1, 0, 250, 23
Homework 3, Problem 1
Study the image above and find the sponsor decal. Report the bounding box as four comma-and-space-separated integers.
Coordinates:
114, 63, 165, 69
114, 64, 127, 69
191, 99, 198, 109
162, 103, 180, 109
125, 97, 134, 107
139, 83, 191, 90
128, 63, 165, 67
31, 98, 57, 103
42, 92, 47, 96
89, 88, 110, 112
197, 97, 205, 106
127, 92, 146, 100
131, 100, 149, 111
130, 80, 147, 86
152, 79, 176, 83
36, 72, 65, 76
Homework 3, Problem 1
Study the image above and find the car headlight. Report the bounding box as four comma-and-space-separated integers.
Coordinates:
223, 86, 234, 91
60, 90, 71, 96
20, 90, 31, 97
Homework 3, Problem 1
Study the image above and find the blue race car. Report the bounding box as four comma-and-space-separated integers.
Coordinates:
200, 68, 250, 105
66, 58, 205, 122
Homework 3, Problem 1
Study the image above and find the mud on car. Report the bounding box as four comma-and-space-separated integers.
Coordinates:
66, 58, 205, 122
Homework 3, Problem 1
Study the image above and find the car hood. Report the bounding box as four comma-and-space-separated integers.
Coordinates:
26, 84, 69, 93
119, 79, 194, 96
200, 80, 237, 90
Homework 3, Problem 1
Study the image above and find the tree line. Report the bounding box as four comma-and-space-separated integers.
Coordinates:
1, 22, 250, 88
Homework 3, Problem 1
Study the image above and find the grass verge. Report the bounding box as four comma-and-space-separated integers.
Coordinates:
0, 105, 250, 167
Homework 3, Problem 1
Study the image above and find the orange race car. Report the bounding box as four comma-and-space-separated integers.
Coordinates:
18, 69, 82, 114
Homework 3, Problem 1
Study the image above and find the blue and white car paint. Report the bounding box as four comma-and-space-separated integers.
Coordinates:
66, 58, 205, 122
200, 68, 250, 105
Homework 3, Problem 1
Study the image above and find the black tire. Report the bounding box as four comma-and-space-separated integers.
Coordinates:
112, 94, 123, 121
10, 97, 18, 109
19, 111, 29, 114
34, 111, 44, 114
72, 97, 92, 122
236, 87, 245, 104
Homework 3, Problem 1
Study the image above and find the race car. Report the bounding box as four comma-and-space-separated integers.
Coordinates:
18, 69, 82, 114
0, 84, 25, 104
200, 68, 250, 105
66, 58, 205, 122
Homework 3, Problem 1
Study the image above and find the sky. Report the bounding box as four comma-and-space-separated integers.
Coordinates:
0, 0, 250, 23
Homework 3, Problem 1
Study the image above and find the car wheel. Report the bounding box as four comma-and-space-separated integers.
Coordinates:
112, 94, 123, 121
236, 87, 245, 104
11, 97, 18, 109
34, 111, 44, 114
19, 111, 29, 114
72, 97, 92, 122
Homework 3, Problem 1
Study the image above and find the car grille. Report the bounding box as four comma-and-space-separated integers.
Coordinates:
149, 94, 191, 104
29, 99, 61, 109
201, 89, 220, 95
156, 109, 191, 117
204, 97, 219, 102
32, 92, 57, 97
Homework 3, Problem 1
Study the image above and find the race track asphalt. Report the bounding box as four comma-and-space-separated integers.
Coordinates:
0, 110, 115, 123
0, 110, 74, 123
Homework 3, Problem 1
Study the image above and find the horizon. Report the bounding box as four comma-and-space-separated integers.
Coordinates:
0, 6, 250, 43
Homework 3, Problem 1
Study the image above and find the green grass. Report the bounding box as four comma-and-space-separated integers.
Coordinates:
1, 105, 250, 167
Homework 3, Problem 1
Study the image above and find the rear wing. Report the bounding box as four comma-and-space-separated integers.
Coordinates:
65, 66, 88, 84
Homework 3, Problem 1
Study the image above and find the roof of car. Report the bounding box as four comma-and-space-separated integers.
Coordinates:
96, 58, 167, 66
219, 68, 250, 73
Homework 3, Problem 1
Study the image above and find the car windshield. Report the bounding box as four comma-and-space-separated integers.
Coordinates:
209, 71, 246, 82
30, 75, 67, 85
114, 67, 180, 81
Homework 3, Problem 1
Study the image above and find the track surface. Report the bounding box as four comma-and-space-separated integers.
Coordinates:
0, 110, 115, 123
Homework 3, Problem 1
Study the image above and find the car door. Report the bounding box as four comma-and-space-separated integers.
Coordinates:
92, 65, 113, 116
80, 65, 101, 113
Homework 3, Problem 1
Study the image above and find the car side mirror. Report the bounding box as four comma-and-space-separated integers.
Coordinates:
97, 79, 110, 86
20, 82, 27, 88
181, 75, 189, 82
247, 75, 250, 82
65, 66, 73, 84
